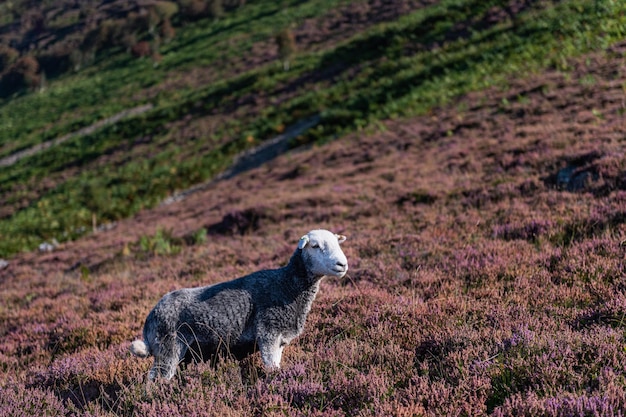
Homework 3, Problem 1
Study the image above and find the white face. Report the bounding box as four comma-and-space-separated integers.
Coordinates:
298, 229, 348, 278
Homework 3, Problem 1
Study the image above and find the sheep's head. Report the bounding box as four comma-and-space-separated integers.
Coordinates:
298, 229, 348, 278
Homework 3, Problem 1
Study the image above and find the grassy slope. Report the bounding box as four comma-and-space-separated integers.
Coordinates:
1, 0, 625, 257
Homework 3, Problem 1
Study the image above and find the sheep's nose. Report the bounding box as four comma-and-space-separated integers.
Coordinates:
336, 260, 347, 269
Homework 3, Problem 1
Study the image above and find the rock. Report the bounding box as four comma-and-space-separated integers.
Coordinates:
38, 239, 59, 253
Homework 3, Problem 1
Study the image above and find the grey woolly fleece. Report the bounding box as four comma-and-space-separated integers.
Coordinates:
130, 229, 348, 380
145, 248, 318, 355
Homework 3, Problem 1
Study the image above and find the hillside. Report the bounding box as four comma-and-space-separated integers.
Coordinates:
1, 0, 626, 415
1, 0, 625, 257
1, 34, 626, 415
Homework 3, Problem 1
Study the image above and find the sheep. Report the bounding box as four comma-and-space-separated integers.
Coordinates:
129, 229, 348, 380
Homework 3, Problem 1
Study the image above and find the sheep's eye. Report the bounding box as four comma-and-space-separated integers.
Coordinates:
311, 243, 320, 249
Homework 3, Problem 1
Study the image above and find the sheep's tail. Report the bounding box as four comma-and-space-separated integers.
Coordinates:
129, 340, 151, 358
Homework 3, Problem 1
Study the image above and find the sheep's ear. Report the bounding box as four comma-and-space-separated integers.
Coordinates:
335, 234, 347, 244
298, 235, 310, 249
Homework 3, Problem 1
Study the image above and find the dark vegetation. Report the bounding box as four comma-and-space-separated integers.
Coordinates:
0, 0, 244, 94
1, 0, 626, 415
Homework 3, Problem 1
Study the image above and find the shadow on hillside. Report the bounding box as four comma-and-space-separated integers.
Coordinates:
41, 349, 264, 415
23, 0, 542, 181
187, 1, 548, 137
160, 7, 282, 71
207, 206, 278, 236
318, 26, 513, 116
316, 0, 538, 70
161, 114, 320, 205
27, 374, 126, 415
219, 115, 321, 179
160, 0, 542, 126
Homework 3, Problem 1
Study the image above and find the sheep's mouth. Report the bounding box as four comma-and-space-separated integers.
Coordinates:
331, 266, 348, 277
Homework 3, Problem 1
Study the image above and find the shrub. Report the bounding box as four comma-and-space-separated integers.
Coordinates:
97, 19, 129, 49
36, 41, 75, 77
161, 18, 176, 42
8, 55, 39, 79
20, 10, 46, 34
222, 0, 245, 8
207, 0, 225, 19
275, 27, 297, 71
180, 0, 207, 19
138, 228, 181, 256
153, 1, 180, 21
0, 45, 19, 73
131, 41, 153, 58
0, 55, 41, 97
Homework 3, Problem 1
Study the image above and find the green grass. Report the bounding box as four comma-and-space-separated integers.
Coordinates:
1, 0, 625, 257
0, 0, 352, 155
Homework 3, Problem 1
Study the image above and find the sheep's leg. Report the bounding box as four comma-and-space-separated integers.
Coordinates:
149, 334, 188, 380
259, 336, 284, 369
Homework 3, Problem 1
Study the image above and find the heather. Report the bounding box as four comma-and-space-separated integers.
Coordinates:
1, 34, 626, 415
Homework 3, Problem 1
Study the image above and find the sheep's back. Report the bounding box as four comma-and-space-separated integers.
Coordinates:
178, 286, 255, 345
